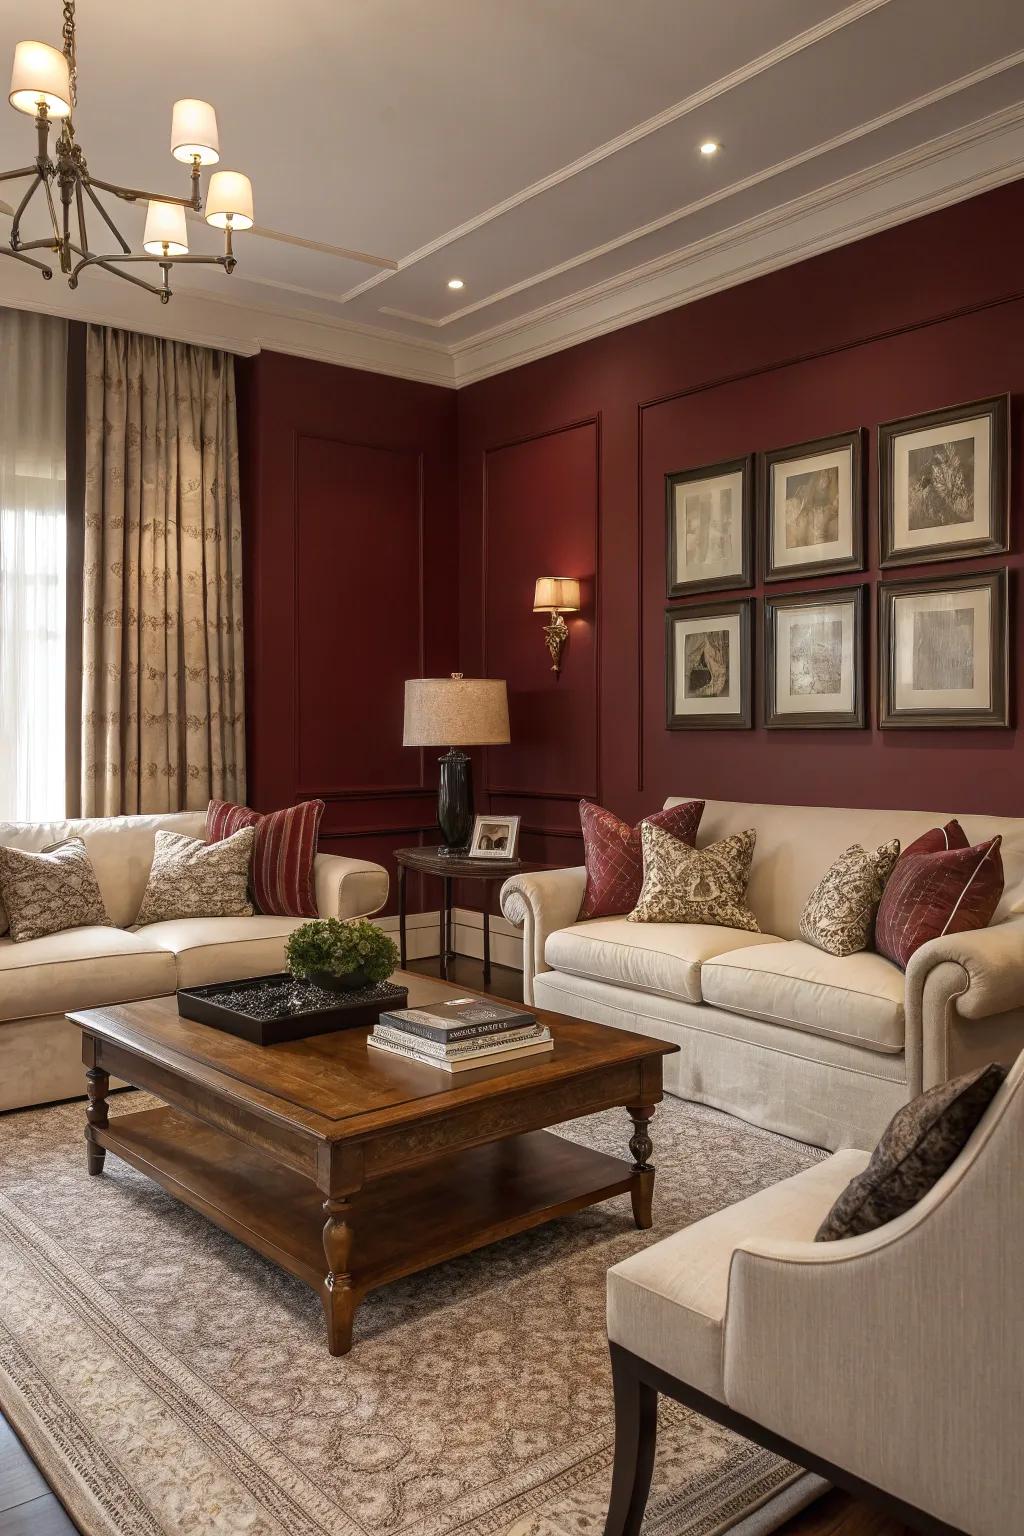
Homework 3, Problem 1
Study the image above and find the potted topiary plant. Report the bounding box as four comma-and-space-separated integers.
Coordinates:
285, 918, 399, 993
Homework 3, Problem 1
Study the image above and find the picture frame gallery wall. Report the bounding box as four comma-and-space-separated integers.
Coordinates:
664, 392, 1012, 732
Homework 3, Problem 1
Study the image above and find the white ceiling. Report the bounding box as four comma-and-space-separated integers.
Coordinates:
2, 0, 1024, 385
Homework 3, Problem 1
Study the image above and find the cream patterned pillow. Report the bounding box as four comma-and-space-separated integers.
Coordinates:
134, 827, 255, 927
0, 838, 112, 943
800, 840, 900, 958
629, 822, 760, 930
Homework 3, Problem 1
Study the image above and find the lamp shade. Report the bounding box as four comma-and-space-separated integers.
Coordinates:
533, 576, 581, 613
205, 170, 254, 230
9, 41, 71, 118
403, 675, 510, 748
170, 98, 220, 164
143, 200, 189, 255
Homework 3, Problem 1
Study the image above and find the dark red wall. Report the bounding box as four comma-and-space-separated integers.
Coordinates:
237, 349, 458, 913
458, 180, 1024, 865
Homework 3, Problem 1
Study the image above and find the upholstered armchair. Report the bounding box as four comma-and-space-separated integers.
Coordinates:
603, 1052, 1024, 1536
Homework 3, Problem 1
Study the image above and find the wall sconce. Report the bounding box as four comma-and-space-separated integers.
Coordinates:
533, 577, 581, 676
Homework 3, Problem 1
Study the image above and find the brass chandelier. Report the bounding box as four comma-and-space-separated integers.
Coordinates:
1, 1, 253, 303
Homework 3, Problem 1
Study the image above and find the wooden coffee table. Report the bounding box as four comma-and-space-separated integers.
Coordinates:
68, 990, 676, 1355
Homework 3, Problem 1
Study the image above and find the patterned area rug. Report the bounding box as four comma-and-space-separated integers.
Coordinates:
0, 1090, 826, 1536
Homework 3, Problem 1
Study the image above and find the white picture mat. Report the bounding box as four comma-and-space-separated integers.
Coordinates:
673, 471, 746, 583
893, 587, 992, 711
774, 601, 856, 715
891, 413, 991, 550
672, 612, 741, 715
771, 446, 854, 569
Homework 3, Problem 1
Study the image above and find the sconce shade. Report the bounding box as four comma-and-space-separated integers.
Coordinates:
533, 576, 581, 613
205, 170, 254, 229
143, 200, 189, 255
170, 98, 220, 164
404, 675, 510, 747
9, 41, 71, 118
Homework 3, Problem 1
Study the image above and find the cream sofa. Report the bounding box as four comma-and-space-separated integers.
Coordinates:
0, 811, 388, 1113
501, 796, 1024, 1150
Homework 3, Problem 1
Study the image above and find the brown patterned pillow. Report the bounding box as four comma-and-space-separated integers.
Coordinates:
816, 1063, 1006, 1241
0, 837, 112, 942
629, 822, 759, 930
134, 827, 255, 926
799, 839, 900, 958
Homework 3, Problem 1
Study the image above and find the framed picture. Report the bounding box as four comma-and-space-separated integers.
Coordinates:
666, 599, 752, 730
665, 455, 753, 596
878, 569, 1009, 728
764, 586, 865, 729
878, 394, 1009, 566
468, 814, 521, 859
761, 429, 865, 581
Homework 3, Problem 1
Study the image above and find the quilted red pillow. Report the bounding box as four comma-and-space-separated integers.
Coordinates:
207, 799, 325, 918
902, 819, 970, 858
579, 799, 704, 920
875, 831, 1004, 970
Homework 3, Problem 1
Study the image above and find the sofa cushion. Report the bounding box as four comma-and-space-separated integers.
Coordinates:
607, 1150, 867, 1400
0, 927, 176, 1023
545, 918, 783, 1004
141, 915, 310, 988
701, 940, 906, 1053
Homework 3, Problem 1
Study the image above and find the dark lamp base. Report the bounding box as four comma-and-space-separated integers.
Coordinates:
437, 747, 474, 851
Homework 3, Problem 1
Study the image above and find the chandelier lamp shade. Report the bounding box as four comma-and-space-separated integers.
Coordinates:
1, 1, 254, 303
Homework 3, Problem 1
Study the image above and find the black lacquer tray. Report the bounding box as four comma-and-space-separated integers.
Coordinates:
176, 973, 409, 1046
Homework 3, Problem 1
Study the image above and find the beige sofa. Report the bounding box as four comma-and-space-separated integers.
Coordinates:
501, 796, 1024, 1150
0, 811, 388, 1113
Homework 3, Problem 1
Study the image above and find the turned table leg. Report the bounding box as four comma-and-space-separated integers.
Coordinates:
627, 1105, 656, 1230
321, 1196, 356, 1356
85, 1067, 109, 1175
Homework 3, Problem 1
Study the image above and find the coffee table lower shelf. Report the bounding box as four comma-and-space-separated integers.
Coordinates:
94, 1106, 637, 1354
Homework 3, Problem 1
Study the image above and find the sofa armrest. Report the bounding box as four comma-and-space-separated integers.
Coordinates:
500, 866, 587, 1004
314, 853, 388, 920
907, 916, 1024, 1021
902, 916, 1024, 1093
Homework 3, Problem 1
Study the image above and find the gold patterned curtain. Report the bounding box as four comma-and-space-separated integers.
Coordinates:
80, 325, 246, 815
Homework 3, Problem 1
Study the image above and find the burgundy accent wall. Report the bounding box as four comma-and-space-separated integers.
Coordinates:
237, 349, 458, 913
458, 180, 1024, 864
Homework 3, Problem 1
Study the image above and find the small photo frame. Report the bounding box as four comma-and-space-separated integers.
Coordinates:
666, 598, 753, 730
761, 429, 865, 581
878, 569, 1009, 729
665, 455, 754, 596
468, 814, 521, 859
878, 394, 1009, 566
764, 586, 866, 729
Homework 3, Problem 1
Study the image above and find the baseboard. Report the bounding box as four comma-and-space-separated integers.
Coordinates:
375, 908, 524, 971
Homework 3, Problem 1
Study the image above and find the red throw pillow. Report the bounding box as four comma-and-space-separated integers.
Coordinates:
902, 819, 970, 858
875, 831, 1004, 970
207, 798, 324, 918
579, 799, 704, 920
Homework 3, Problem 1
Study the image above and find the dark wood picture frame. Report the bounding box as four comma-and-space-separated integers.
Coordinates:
665, 454, 754, 596
665, 598, 753, 730
763, 585, 866, 729
878, 568, 1010, 729
878, 393, 1009, 567
760, 428, 865, 582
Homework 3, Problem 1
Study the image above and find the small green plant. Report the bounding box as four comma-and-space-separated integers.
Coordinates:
285, 918, 399, 990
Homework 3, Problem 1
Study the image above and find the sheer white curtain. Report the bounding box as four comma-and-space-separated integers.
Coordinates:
0, 308, 68, 821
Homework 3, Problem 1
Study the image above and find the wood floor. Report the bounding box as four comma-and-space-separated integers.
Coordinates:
0, 955, 907, 1535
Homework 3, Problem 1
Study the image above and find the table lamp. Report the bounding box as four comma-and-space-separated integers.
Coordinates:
403, 674, 510, 855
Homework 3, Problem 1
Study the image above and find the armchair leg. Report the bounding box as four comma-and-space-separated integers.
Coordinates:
604, 1342, 658, 1536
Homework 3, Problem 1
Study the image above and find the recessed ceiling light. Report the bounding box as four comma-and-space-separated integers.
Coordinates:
447, 277, 464, 290
699, 140, 721, 156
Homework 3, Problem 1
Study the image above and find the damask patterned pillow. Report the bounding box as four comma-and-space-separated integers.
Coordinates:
578, 799, 704, 920
629, 822, 759, 930
816, 1063, 1005, 1241
0, 838, 112, 943
134, 827, 256, 927
799, 839, 900, 957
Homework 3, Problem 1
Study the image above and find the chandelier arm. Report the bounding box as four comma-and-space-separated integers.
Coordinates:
81, 182, 132, 254
85, 175, 201, 214
75, 179, 89, 252
67, 250, 168, 297
0, 165, 42, 184
0, 245, 53, 277
9, 172, 44, 247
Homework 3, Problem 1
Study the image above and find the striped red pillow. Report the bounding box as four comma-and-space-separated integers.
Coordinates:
206, 799, 325, 918
579, 799, 704, 920
875, 829, 1003, 970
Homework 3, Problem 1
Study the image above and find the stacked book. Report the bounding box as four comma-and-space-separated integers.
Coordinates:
368, 996, 552, 1072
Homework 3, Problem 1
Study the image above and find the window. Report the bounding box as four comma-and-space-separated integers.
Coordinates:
0, 309, 68, 821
